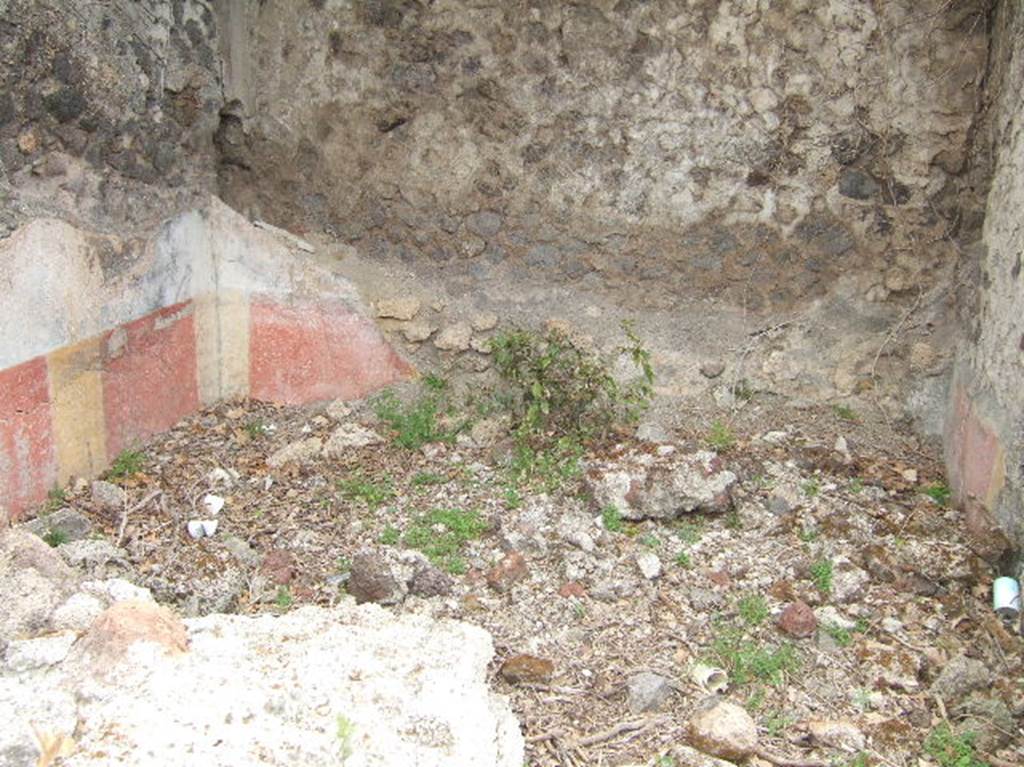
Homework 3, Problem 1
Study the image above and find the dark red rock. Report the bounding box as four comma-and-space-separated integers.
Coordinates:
500, 654, 554, 684
260, 548, 296, 586
558, 581, 587, 598
486, 551, 528, 593
778, 600, 817, 638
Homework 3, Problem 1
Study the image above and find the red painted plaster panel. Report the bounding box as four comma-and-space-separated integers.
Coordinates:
250, 298, 411, 405
947, 383, 1004, 507
102, 302, 199, 459
0, 356, 56, 520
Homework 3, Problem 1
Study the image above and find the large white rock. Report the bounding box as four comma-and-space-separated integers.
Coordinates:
0, 602, 523, 767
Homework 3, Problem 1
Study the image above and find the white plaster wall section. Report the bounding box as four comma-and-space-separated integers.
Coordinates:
208, 199, 362, 308
0, 220, 74, 368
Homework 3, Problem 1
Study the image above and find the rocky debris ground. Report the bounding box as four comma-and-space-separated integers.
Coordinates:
0, 529, 522, 767
13, 394, 1024, 767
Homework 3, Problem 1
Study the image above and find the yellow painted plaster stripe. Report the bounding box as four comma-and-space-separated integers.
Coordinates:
48, 337, 107, 484
195, 290, 250, 404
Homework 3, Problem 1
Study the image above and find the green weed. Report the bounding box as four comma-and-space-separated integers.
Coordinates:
46, 485, 67, 512
411, 471, 446, 488
707, 421, 736, 452
675, 519, 704, 544
336, 715, 356, 764
337, 473, 395, 509
763, 710, 794, 737
802, 478, 821, 498
924, 481, 951, 507
42, 528, 69, 548
737, 594, 769, 627
833, 404, 858, 421
422, 372, 448, 392
379, 526, 400, 545
507, 437, 583, 492
923, 724, 988, 767
245, 419, 268, 439
675, 551, 692, 568
374, 390, 455, 450
810, 558, 833, 595
503, 486, 522, 509
640, 533, 661, 549
601, 504, 623, 533
108, 449, 144, 479
403, 507, 487, 574
275, 586, 293, 610
711, 629, 800, 685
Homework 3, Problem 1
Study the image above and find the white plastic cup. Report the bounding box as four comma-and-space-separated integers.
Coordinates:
993, 576, 1020, 619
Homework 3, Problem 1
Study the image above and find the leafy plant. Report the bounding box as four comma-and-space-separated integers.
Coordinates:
924, 481, 951, 507
337, 473, 395, 509
42, 528, 69, 548
489, 321, 654, 445
245, 419, 268, 439
923, 724, 988, 767
403, 507, 487, 574
336, 714, 356, 764
798, 527, 819, 543
725, 509, 742, 530
108, 449, 144, 479
601, 504, 623, 533
675, 551, 692, 568
379, 526, 400, 545
810, 558, 833, 595
422, 372, 448, 392
849, 477, 865, 494
707, 421, 736, 451
737, 594, 769, 627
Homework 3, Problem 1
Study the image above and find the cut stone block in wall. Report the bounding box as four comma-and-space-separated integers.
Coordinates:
0, 197, 410, 522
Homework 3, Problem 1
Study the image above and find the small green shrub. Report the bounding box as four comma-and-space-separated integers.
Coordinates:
108, 449, 144, 479
825, 623, 854, 647
601, 504, 623, 533
337, 473, 395, 509
379, 526, 400, 545
923, 724, 988, 767
810, 558, 833, 595
489, 320, 654, 445
707, 421, 736, 451
403, 507, 487, 574
924, 481, 951, 507
737, 594, 769, 627
675, 551, 692, 568
245, 419, 268, 439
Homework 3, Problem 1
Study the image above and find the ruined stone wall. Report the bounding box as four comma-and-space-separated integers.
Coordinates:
0, 0, 223, 234
219, 0, 990, 315
947, 0, 1024, 547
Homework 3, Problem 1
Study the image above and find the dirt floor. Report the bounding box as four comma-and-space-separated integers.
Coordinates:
27, 386, 1024, 767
